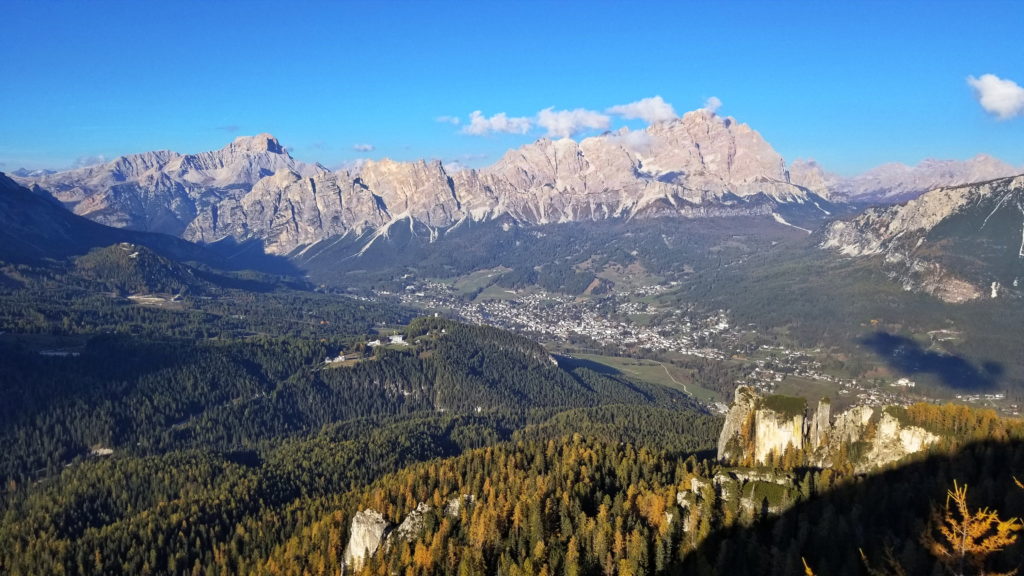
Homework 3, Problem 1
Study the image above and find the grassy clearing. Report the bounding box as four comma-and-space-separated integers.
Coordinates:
476, 283, 533, 301
773, 375, 840, 405
451, 267, 509, 295
572, 352, 720, 403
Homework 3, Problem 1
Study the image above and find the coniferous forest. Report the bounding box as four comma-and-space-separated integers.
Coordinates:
1, 254, 1023, 576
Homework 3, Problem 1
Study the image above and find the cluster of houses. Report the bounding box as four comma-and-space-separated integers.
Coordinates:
381, 280, 738, 360
323, 334, 409, 365
357, 277, 1019, 417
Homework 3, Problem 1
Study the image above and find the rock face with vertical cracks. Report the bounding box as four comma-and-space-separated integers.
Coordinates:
343, 509, 390, 572
718, 386, 939, 472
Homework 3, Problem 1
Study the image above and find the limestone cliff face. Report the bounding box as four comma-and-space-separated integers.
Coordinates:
866, 411, 939, 468
717, 387, 758, 462
808, 398, 831, 451
717, 387, 806, 464
718, 386, 939, 472
342, 509, 389, 572
183, 169, 392, 249
752, 407, 804, 464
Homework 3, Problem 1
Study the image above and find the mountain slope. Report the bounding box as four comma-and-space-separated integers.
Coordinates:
14, 134, 326, 237
0, 172, 219, 265
73, 243, 211, 296
822, 174, 1024, 302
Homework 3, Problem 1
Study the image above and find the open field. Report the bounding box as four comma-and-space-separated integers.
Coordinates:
572, 352, 721, 403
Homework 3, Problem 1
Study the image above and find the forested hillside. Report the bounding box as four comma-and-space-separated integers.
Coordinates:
0, 282, 720, 576
2, 236, 1023, 576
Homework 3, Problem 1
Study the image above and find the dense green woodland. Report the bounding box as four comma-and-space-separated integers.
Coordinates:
0, 261, 722, 575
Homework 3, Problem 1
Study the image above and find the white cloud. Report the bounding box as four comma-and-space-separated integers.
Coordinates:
702, 96, 723, 114
71, 154, 108, 168
352, 143, 375, 152
606, 96, 677, 123
335, 158, 370, 172
436, 115, 461, 125
441, 153, 489, 173
607, 129, 654, 155
442, 160, 470, 173
536, 107, 610, 138
462, 111, 533, 135
967, 74, 1024, 120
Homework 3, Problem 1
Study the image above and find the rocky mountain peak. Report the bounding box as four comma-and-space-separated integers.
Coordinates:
226, 133, 286, 155
788, 159, 839, 199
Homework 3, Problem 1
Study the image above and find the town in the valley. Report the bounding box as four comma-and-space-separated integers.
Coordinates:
330, 275, 1019, 417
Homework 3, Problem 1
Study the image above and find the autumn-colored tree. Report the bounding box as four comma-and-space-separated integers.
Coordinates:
921, 481, 1021, 576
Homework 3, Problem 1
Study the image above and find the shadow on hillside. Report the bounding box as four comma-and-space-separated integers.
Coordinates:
678, 439, 1024, 576
860, 331, 1003, 390
551, 354, 623, 376
205, 237, 305, 277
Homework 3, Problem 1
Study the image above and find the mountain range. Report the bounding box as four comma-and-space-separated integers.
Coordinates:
8, 106, 1021, 271
822, 173, 1024, 302
12, 134, 326, 239
823, 154, 1021, 204
16, 110, 836, 255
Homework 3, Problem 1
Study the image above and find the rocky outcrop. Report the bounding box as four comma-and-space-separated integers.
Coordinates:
717, 386, 758, 462
718, 386, 939, 472
344, 500, 471, 570
444, 494, 475, 518
807, 398, 831, 450
389, 502, 431, 544
717, 387, 806, 465
342, 509, 389, 572
822, 174, 1024, 303
868, 411, 939, 466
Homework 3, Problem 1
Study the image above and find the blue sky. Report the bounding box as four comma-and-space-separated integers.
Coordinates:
1, 0, 1022, 175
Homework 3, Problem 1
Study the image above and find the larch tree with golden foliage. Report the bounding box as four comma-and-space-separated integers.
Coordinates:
921, 481, 1021, 576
